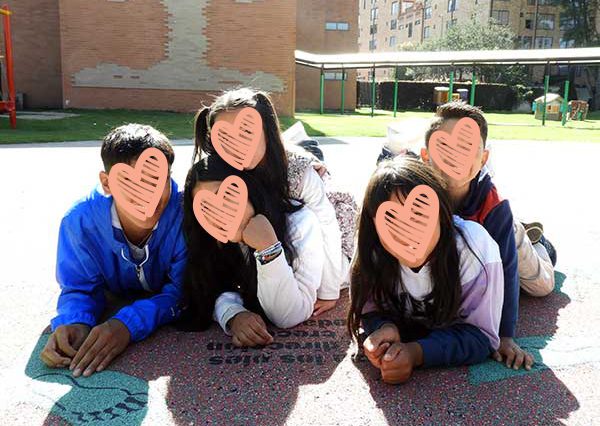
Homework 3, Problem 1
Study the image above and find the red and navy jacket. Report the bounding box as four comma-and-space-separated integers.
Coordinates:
457, 170, 518, 338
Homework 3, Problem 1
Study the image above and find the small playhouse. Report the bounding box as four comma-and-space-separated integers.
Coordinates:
534, 93, 563, 121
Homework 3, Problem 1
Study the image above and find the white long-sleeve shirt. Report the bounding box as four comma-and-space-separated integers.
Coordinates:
297, 166, 350, 299
213, 206, 325, 334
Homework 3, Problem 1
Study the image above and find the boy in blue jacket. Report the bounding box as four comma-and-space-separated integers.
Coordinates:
40, 124, 187, 377
419, 102, 556, 371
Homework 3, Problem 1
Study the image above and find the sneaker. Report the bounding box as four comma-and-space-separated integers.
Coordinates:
539, 235, 557, 267
523, 221, 544, 244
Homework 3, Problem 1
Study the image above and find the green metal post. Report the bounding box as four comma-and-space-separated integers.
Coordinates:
561, 79, 570, 127
542, 66, 549, 126
320, 67, 324, 115
448, 70, 454, 102
371, 65, 376, 117
340, 69, 345, 114
470, 71, 476, 106
393, 67, 399, 117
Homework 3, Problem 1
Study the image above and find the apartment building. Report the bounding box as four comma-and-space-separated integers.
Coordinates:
358, 0, 596, 81
296, 0, 358, 111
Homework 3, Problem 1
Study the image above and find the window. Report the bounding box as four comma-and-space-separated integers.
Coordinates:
390, 36, 397, 46
326, 22, 348, 31
370, 24, 378, 34
535, 36, 553, 49
391, 1, 399, 16
525, 14, 533, 29
370, 7, 378, 21
424, 26, 431, 39
446, 18, 457, 28
415, 19, 421, 25
448, 0, 458, 12
538, 14, 554, 30
528, 0, 558, 4
363, 0, 367, 9
390, 19, 397, 29
560, 38, 575, 48
491, 10, 509, 25
560, 14, 576, 31
425, 6, 432, 19
324, 72, 348, 81
369, 39, 378, 50
520, 36, 532, 48
408, 22, 413, 38
399, 24, 404, 30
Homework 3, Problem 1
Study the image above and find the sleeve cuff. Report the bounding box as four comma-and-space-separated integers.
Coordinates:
219, 305, 250, 336
51, 312, 97, 331
316, 288, 340, 300
112, 307, 145, 342
416, 336, 446, 368
361, 314, 394, 337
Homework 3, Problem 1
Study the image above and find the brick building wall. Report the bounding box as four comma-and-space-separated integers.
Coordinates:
59, 0, 297, 116
295, 0, 358, 111
1, 0, 62, 108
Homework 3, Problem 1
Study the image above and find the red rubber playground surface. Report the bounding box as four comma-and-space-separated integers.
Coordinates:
1, 138, 600, 425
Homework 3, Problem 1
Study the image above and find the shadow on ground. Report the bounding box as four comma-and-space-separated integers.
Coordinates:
17, 273, 579, 425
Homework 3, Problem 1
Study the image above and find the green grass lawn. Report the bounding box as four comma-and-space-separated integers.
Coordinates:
1, 107, 599, 144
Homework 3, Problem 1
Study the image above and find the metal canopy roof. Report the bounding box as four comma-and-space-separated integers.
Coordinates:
295, 48, 600, 69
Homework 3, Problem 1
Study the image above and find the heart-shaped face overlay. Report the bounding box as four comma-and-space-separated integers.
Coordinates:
108, 147, 169, 222
210, 107, 263, 171
429, 117, 481, 180
193, 175, 248, 243
375, 185, 439, 266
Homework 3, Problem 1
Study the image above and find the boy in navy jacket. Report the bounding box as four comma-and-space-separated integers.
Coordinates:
40, 124, 187, 377
419, 102, 556, 371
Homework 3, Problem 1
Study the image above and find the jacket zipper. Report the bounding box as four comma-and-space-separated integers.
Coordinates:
121, 246, 152, 292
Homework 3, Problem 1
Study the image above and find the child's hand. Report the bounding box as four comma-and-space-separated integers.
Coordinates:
492, 337, 534, 371
363, 323, 401, 368
229, 312, 274, 348
380, 342, 423, 385
312, 161, 328, 178
70, 319, 130, 377
242, 214, 278, 251
40, 324, 90, 368
312, 299, 337, 317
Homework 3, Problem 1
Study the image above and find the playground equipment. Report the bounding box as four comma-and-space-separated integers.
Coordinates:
296, 47, 600, 126
0, 5, 16, 129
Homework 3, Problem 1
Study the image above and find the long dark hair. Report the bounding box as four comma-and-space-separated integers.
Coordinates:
347, 157, 464, 342
192, 88, 296, 211
177, 154, 300, 330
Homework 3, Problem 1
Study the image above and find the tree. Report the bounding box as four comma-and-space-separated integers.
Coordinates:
400, 19, 528, 86
559, 0, 600, 109
560, 0, 599, 47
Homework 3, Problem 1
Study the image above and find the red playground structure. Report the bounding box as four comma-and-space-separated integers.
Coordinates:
1, 5, 16, 129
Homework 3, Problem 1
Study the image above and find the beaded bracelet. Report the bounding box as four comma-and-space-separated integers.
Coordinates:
254, 241, 283, 265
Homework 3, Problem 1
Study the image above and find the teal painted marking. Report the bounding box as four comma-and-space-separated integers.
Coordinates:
468, 336, 551, 385
469, 271, 566, 385
553, 270, 566, 294
25, 334, 149, 425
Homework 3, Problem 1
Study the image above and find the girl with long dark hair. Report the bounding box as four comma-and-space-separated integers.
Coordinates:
193, 88, 353, 316
348, 157, 504, 384
178, 155, 325, 347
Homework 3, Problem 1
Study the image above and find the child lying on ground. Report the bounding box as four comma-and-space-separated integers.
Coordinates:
41, 124, 187, 377
348, 158, 504, 384
178, 155, 326, 347
420, 102, 557, 370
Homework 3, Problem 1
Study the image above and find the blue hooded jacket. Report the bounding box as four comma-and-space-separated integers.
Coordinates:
50, 179, 187, 342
